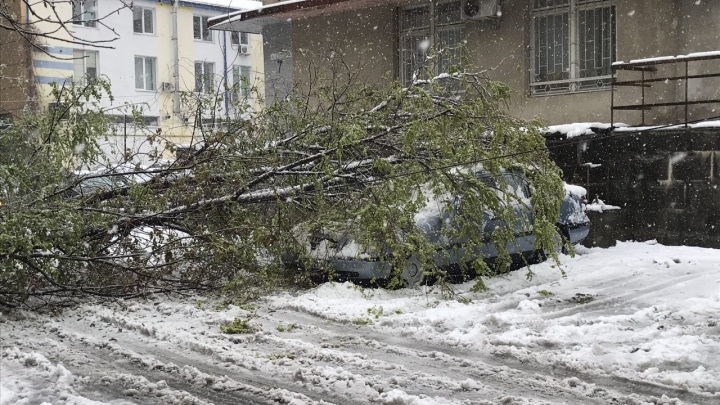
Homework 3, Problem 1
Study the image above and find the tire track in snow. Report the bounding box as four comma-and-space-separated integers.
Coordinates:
264, 305, 718, 405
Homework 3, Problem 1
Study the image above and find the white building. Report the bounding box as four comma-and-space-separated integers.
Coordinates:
28, 0, 264, 164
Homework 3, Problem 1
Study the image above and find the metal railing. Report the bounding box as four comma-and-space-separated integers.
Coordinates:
611, 52, 720, 127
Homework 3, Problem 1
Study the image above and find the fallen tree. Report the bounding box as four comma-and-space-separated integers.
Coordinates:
0, 54, 565, 309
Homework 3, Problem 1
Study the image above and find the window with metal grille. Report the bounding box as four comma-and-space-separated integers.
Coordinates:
531, 0, 615, 95
194, 62, 214, 93
398, 1, 464, 88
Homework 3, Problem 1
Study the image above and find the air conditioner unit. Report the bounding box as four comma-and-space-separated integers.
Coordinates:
463, 0, 501, 21
239, 45, 250, 55
161, 82, 174, 92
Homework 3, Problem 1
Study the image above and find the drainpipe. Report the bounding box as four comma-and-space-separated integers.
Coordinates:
172, 0, 181, 116
223, 32, 229, 118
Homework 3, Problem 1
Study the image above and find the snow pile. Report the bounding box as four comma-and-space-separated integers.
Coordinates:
564, 183, 587, 197
586, 202, 621, 212
0, 347, 113, 405
587, 196, 621, 212
545, 122, 628, 138
269, 241, 720, 398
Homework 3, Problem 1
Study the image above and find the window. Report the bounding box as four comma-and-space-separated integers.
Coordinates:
110, 115, 159, 127
133, 7, 154, 34
232, 65, 252, 100
72, 0, 97, 28
231, 32, 249, 46
531, 0, 616, 95
134, 56, 156, 91
193, 16, 212, 41
73, 50, 98, 83
398, 1, 464, 87
194, 62, 214, 93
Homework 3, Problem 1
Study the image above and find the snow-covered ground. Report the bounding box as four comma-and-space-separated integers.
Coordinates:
2, 241, 720, 404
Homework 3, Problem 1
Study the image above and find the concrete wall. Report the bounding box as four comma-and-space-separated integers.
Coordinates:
290, 3, 397, 90
262, 21, 295, 105
273, 0, 720, 126
550, 129, 720, 249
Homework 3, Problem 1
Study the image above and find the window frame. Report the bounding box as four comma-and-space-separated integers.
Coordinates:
193, 15, 213, 42
72, 0, 97, 28
231, 65, 252, 100
134, 56, 157, 91
73, 50, 98, 83
398, 1, 465, 87
133, 6, 155, 35
231, 32, 250, 46
194, 61, 215, 93
530, 0, 617, 96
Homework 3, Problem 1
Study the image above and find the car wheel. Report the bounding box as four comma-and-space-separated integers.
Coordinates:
401, 254, 425, 288
541, 230, 566, 260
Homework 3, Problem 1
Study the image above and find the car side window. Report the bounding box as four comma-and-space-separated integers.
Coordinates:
502, 173, 531, 200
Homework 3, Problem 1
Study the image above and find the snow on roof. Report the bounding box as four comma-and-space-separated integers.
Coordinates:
208, 0, 336, 32
544, 122, 628, 138
190, 0, 262, 9
613, 51, 720, 66
544, 120, 720, 139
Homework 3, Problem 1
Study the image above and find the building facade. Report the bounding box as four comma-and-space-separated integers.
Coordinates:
210, 0, 720, 127
210, 0, 720, 248
2, 0, 264, 163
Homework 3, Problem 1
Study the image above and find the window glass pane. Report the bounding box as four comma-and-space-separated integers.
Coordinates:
533, 12, 568, 83
72, 0, 80, 25
135, 57, 144, 89
73, 50, 85, 82
203, 63, 214, 93
202, 17, 211, 41
133, 8, 142, 33
535, 0, 568, 9
144, 9, 153, 33
401, 32, 430, 85
436, 1, 461, 25
240, 32, 249, 45
145, 58, 155, 90
400, 6, 430, 31
84, 0, 96, 27
195, 62, 203, 92
86, 51, 97, 79
437, 27, 463, 74
241, 66, 251, 96
578, 6, 615, 89
193, 16, 201, 39
231, 32, 239, 45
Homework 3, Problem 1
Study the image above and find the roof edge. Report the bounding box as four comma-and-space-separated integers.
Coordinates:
208, 0, 351, 29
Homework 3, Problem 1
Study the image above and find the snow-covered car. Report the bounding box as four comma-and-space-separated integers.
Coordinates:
286, 171, 590, 287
